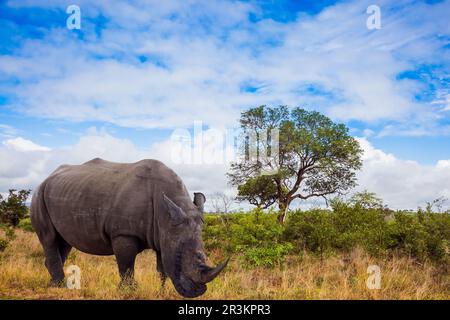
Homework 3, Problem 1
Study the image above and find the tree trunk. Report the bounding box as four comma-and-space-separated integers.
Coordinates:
255, 206, 262, 223
277, 200, 290, 224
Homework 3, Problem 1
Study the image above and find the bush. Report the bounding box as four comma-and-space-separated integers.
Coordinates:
18, 218, 34, 232
242, 243, 293, 268
420, 211, 450, 261
0, 224, 11, 252
203, 209, 283, 254
388, 211, 449, 262
331, 203, 392, 256
387, 212, 428, 259
0, 189, 31, 227
283, 209, 337, 255
203, 201, 449, 265
282, 205, 449, 261
0, 238, 8, 252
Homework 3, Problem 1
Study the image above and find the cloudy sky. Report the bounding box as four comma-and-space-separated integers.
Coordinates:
0, 0, 449, 210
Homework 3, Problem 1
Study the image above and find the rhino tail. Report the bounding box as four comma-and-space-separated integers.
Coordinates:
30, 180, 56, 240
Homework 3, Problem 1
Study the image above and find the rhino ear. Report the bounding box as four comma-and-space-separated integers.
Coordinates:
193, 192, 206, 212
163, 194, 187, 224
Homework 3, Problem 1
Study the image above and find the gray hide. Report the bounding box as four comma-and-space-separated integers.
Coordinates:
30, 158, 228, 298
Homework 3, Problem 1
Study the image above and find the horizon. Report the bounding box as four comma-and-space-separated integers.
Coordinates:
0, 0, 449, 211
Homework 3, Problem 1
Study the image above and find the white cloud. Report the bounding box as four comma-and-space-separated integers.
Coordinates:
0, 124, 19, 138
432, 91, 450, 111
1, 0, 449, 133
437, 160, 450, 169
3, 137, 50, 152
362, 129, 375, 138
356, 137, 450, 210
0, 130, 449, 211
0, 128, 229, 206
0, 0, 449, 211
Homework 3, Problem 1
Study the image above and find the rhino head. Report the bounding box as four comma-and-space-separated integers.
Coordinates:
159, 192, 228, 298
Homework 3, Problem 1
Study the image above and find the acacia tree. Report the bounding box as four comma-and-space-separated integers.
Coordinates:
209, 192, 235, 213
236, 175, 279, 209
228, 106, 363, 223
349, 190, 384, 209
0, 189, 31, 227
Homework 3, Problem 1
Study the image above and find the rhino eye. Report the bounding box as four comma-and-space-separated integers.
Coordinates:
172, 219, 187, 227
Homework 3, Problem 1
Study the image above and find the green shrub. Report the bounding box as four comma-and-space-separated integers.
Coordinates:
0, 224, 16, 241
0, 189, 31, 227
242, 243, 293, 268
283, 209, 337, 255
203, 214, 230, 251
387, 212, 428, 259
0, 223, 15, 255
420, 212, 450, 261
18, 218, 34, 232
5, 227, 16, 240
204, 204, 450, 264
203, 209, 283, 253
388, 211, 449, 262
332, 203, 392, 256
229, 212, 283, 250
282, 204, 449, 261
0, 238, 8, 252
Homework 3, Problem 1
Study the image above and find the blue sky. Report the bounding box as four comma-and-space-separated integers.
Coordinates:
0, 0, 449, 209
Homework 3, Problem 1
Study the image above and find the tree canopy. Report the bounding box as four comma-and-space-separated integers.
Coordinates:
0, 189, 31, 227
228, 105, 363, 222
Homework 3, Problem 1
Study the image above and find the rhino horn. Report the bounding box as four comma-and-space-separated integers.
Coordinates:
200, 258, 229, 283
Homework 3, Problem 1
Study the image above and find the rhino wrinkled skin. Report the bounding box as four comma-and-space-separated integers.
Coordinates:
30, 158, 228, 298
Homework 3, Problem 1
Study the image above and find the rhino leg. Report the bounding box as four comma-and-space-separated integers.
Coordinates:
32, 188, 68, 287
58, 239, 72, 264
156, 251, 167, 286
41, 236, 72, 287
35, 223, 68, 286
112, 236, 140, 288
43, 246, 65, 287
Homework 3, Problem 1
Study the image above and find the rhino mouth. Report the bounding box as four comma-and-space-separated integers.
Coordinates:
173, 273, 207, 298
173, 241, 207, 298
171, 239, 228, 298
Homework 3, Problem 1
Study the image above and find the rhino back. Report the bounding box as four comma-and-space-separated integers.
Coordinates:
42, 158, 183, 255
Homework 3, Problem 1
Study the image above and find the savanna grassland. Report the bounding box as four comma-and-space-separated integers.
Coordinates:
0, 208, 449, 300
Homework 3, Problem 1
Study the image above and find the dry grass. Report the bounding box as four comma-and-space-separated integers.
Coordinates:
0, 230, 448, 300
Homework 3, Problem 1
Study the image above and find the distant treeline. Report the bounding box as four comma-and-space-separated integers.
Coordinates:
203, 201, 450, 268
1, 189, 449, 269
